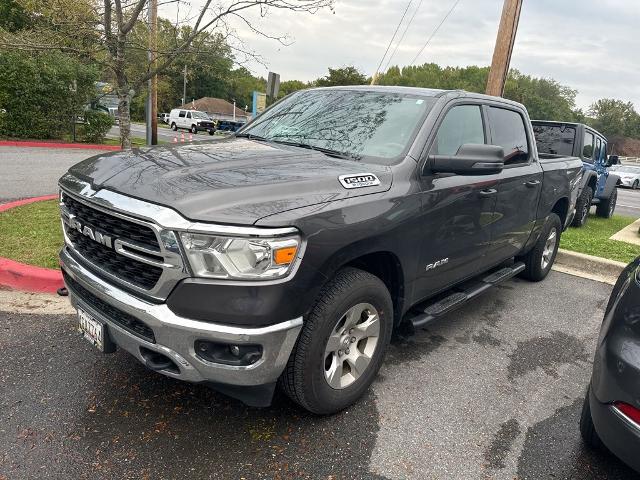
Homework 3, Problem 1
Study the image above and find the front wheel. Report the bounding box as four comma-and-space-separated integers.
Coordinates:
190, 125, 198, 134
518, 213, 561, 282
208, 129, 215, 136
280, 268, 393, 415
571, 186, 593, 228
596, 188, 617, 218
633, 180, 639, 190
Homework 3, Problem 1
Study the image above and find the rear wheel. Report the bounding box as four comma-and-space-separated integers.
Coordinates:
596, 188, 617, 218
518, 213, 561, 282
280, 268, 393, 415
171, 122, 177, 131
571, 186, 593, 228
580, 386, 603, 449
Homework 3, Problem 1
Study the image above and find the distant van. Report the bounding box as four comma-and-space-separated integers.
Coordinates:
168, 109, 215, 135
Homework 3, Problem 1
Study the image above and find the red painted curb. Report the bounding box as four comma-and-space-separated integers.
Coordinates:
0, 196, 63, 293
0, 140, 120, 151
0, 194, 59, 213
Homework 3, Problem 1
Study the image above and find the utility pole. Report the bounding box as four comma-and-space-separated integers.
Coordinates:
182, 65, 187, 106
145, 0, 158, 145
485, 0, 523, 97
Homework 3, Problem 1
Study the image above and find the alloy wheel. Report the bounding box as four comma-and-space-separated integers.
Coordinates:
323, 303, 380, 390
541, 227, 557, 270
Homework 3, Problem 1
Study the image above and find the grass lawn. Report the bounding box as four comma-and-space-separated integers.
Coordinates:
0, 200, 63, 269
560, 214, 640, 263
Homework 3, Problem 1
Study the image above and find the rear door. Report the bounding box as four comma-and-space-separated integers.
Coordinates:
414, 102, 500, 299
484, 105, 543, 265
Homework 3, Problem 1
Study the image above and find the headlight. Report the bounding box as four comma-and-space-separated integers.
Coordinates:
180, 232, 301, 280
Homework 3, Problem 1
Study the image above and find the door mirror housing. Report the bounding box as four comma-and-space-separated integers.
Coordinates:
427, 144, 505, 176
606, 155, 620, 167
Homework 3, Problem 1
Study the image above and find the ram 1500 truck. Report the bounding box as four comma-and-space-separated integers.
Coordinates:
532, 121, 620, 227
59, 87, 583, 414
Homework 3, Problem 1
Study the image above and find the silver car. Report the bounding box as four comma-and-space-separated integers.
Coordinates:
615, 165, 640, 189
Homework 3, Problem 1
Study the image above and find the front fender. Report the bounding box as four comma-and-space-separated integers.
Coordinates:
597, 174, 620, 200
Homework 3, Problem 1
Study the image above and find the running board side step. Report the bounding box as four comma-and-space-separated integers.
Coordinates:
408, 262, 525, 329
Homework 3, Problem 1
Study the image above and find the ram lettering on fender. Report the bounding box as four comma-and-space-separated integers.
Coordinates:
338, 173, 381, 189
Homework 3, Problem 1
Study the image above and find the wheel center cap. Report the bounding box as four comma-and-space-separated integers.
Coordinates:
342, 337, 351, 348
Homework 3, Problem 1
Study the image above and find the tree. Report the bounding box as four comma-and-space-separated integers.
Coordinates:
1, 0, 333, 148
315, 66, 367, 87
588, 98, 640, 139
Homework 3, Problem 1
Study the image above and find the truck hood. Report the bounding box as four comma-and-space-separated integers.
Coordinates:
69, 138, 392, 225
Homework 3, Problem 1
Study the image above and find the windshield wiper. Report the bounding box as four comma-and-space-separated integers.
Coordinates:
269, 140, 355, 160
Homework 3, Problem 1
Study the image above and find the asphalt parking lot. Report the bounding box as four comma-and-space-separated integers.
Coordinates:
2, 271, 639, 480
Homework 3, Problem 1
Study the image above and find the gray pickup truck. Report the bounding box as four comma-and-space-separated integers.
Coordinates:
59, 86, 583, 414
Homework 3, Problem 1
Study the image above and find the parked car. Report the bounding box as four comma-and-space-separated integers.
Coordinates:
614, 165, 640, 190
532, 121, 620, 227
168, 108, 215, 135
581, 257, 640, 473
158, 112, 170, 124
217, 120, 245, 132
58, 87, 582, 414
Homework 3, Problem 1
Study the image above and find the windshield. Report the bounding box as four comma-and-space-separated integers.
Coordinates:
617, 166, 640, 174
533, 124, 576, 156
192, 111, 209, 119
239, 89, 437, 163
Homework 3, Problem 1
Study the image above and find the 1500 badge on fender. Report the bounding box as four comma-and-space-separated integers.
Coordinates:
338, 173, 381, 189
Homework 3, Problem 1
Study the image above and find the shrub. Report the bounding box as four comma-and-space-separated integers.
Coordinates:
80, 110, 113, 143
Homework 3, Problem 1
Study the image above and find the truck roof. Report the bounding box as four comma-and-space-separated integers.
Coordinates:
305, 85, 528, 110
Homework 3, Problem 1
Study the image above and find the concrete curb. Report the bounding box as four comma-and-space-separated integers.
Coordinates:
0, 195, 63, 293
0, 140, 120, 151
553, 249, 627, 285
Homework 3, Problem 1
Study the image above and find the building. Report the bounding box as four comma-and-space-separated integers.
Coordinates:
183, 97, 249, 123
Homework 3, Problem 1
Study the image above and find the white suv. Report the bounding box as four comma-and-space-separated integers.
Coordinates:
169, 109, 216, 135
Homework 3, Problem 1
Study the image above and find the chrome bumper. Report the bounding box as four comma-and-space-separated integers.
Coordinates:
60, 247, 302, 387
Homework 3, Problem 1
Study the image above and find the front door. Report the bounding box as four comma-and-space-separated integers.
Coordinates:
484, 106, 543, 264
414, 103, 500, 300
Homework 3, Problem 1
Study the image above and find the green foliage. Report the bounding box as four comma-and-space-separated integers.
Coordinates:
0, 0, 30, 32
315, 66, 368, 87
79, 110, 113, 143
587, 99, 640, 138
0, 50, 98, 139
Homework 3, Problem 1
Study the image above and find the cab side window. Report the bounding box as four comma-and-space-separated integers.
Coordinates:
582, 132, 594, 163
487, 107, 529, 165
430, 105, 485, 156
186, 112, 192, 119
179, 110, 186, 118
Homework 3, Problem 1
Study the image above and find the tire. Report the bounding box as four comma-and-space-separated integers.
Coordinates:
571, 186, 593, 228
208, 129, 215, 136
171, 122, 177, 131
632, 180, 639, 190
580, 386, 603, 449
518, 213, 561, 282
280, 267, 393, 415
191, 125, 198, 134
596, 188, 617, 218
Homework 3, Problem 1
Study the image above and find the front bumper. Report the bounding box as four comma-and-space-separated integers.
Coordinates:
60, 246, 302, 390
618, 178, 636, 187
589, 387, 640, 473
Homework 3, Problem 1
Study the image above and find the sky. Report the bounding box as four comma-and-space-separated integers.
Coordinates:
163, 0, 640, 110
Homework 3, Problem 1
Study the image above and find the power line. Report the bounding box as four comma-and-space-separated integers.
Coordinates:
383, 0, 424, 73
371, 1, 413, 84
410, 0, 462, 66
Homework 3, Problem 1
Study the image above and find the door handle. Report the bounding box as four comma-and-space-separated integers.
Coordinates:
524, 180, 541, 188
479, 188, 498, 197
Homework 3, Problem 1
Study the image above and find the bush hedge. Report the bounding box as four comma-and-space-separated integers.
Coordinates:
80, 110, 114, 143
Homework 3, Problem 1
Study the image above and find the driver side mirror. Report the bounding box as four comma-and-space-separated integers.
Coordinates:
606, 155, 620, 167
427, 144, 505, 176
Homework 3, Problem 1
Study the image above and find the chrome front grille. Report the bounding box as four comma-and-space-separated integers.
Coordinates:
59, 188, 186, 301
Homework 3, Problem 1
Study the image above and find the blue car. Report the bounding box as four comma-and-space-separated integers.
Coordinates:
581, 257, 640, 473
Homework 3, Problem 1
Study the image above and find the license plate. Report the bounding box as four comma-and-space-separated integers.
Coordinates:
77, 308, 105, 352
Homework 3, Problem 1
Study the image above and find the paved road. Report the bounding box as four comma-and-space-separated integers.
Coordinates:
2, 271, 639, 479
0, 147, 104, 202
615, 187, 640, 218
107, 123, 222, 143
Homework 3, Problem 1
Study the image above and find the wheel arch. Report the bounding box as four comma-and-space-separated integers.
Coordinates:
551, 196, 570, 228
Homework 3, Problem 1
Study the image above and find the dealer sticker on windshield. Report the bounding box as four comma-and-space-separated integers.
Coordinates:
339, 173, 381, 189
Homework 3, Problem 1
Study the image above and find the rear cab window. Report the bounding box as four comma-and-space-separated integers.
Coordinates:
487, 107, 529, 165
583, 131, 594, 163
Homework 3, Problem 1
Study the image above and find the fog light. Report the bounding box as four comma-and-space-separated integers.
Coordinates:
194, 340, 262, 366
